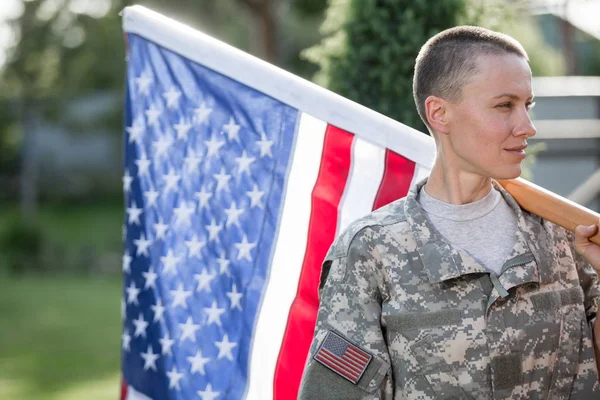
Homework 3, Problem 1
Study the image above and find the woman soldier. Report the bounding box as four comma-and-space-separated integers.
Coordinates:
299, 26, 600, 400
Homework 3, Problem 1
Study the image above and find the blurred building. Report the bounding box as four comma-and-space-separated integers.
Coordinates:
21, 92, 122, 201
530, 76, 600, 212
525, 1, 600, 212
532, 0, 600, 75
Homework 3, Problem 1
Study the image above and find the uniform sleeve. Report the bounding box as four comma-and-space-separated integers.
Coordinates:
567, 229, 600, 324
298, 227, 393, 400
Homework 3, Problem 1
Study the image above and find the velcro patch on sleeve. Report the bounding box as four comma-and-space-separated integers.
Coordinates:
313, 330, 372, 384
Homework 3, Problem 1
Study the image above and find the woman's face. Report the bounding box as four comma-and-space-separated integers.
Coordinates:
444, 53, 537, 180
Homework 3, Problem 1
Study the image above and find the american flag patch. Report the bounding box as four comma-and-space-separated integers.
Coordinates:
314, 331, 372, 384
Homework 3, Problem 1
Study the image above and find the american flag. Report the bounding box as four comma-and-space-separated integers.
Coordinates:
121, 6, 434, 400
314, 331, 372, 384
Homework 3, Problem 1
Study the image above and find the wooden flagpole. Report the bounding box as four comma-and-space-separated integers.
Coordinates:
498, 178, 600, 246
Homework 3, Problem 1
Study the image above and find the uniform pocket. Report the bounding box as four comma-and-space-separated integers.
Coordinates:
548, 301, 585, 398
387, 310, 471, 400
528, 287, 586, 399
409, 333, 471, 400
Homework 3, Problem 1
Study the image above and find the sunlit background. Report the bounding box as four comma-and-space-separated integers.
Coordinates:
0, 1, 599, 399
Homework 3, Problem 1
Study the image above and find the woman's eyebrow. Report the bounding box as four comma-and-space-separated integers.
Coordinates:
492, 93, 534, 101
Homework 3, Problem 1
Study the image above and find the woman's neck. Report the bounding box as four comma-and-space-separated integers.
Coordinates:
425, 161, 493, 205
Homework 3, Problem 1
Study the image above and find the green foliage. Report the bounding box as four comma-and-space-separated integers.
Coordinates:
0, 0, 328, 168
0, 218, 44, 275
1, 1, 127, 99
0, 101, 22, 171
303, 0, 573, 133
303, 0, 485, 133
293, 0, 329, 16
279, 1, 328, 79
0, 0, 131, 169
0, 201, 124, 275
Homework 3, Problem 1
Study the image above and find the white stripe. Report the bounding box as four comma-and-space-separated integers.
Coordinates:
244, 113, 327, 400
122, 6, 436, 169
337, 137, 386, 234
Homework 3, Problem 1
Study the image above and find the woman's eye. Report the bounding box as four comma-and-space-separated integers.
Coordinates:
526, 101, 536, 111
498, 103, 512, 108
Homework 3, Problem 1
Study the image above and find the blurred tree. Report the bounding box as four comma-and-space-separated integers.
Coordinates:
0, 0, 327, 125
0, 0, 328, 209
0, 0, 131, 220
302, 0, 486, 133
279, 0, 328, 77
1, 0, 130, 102
303, 0, 567, 133
236, 0, 279, 61
214, 0, 327, 65
134, 0, 326, 70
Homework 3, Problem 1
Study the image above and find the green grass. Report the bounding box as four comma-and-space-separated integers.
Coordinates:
0, 201, 125, 398
0, 276, 123, 400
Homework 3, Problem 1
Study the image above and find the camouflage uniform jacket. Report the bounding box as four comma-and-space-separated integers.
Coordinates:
298, 178, 600, 400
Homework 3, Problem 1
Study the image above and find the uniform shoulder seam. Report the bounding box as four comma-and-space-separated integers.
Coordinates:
325, 198, 407, 261
342, 225, 377, 259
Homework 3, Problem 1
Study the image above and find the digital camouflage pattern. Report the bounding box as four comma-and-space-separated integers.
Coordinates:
298, 178, 600, 400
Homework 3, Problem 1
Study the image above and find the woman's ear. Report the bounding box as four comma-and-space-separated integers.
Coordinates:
424, 96, 450, 135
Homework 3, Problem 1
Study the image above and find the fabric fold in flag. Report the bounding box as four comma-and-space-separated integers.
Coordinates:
121, 6, 435, 400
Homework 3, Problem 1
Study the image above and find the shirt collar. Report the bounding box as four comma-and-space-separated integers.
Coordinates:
404, 177, 554, 284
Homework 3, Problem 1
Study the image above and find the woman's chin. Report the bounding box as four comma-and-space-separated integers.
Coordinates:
491, 165, 522, 181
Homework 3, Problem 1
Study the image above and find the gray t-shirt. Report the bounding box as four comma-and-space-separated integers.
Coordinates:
417, 185, 518, 275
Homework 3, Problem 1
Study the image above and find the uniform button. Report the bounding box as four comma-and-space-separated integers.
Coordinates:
369, 381, 376, 387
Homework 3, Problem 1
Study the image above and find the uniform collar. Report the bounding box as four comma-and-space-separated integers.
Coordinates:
492, 180, 557, 285
404, 178, 555, 284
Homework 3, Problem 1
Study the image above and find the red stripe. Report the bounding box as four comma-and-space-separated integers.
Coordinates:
319, 348, 363, 375
316, 352, 361, 381
317, 350, 362, 376
372, 149, 416, 211
346, 345, 370, 360
344, 347, 370, 364
340, 351, 365, 366
273, 125, 354, 399
120, 377, 128, 400
316, 355, 358, 382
